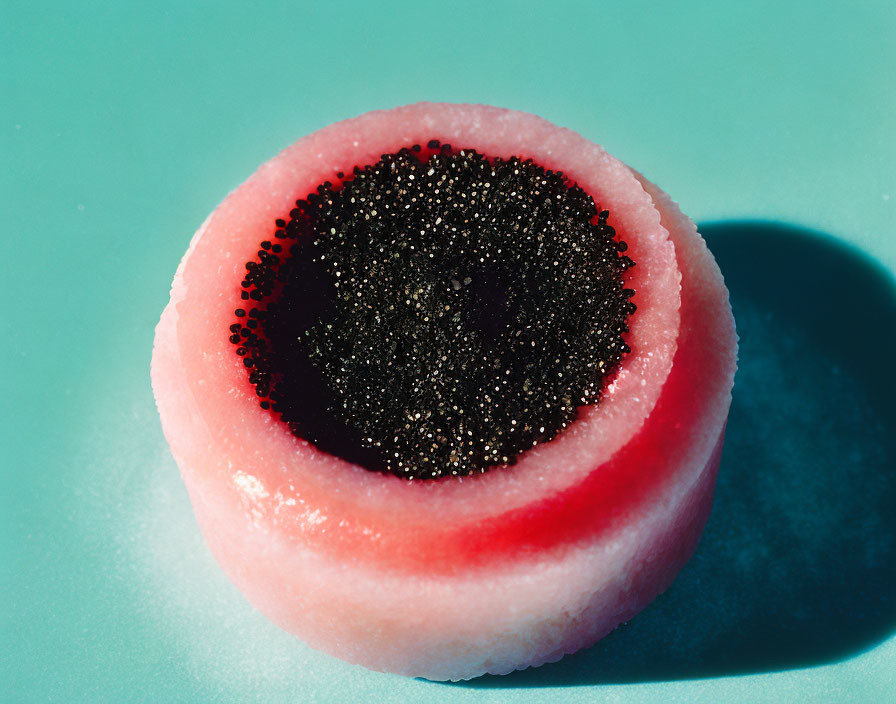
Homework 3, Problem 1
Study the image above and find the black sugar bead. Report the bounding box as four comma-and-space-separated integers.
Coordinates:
230, 145, 635, 480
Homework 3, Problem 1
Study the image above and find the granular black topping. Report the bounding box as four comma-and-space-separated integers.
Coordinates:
231, 142, 635, 479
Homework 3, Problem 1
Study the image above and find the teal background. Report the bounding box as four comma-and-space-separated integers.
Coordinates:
3, 1, 895, 702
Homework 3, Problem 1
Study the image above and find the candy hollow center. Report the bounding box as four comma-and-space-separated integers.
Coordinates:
231, 143, 635, 479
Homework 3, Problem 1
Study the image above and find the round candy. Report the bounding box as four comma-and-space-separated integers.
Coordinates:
151, 103, 737, 680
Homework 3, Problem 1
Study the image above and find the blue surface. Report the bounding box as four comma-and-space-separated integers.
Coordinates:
3, 2, 895, 702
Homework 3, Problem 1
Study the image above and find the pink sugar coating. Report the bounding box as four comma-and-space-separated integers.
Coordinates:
152, 103, 681, 571
151, 103, 736, 679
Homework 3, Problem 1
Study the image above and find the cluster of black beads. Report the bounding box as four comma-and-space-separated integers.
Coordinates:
231, 142, 635, 479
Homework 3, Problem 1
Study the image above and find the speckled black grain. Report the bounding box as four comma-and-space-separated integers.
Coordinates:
231, 144, 635, 479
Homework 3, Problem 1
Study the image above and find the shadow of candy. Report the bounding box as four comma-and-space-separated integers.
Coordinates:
455, 220, 896, 687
